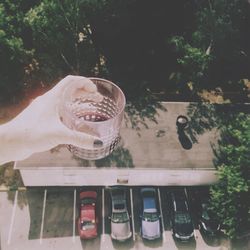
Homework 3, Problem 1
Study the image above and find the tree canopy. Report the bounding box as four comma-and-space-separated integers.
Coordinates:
210, 112, 250, 239
0, 0, 249, 102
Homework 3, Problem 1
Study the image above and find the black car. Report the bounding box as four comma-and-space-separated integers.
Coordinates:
171, 190, 194, 241
199, 203, 220, 236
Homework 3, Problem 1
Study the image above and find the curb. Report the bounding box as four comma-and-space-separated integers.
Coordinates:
0, 186, 27, 192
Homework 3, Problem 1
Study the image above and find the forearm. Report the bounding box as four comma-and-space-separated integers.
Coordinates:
0, 121, 32, 165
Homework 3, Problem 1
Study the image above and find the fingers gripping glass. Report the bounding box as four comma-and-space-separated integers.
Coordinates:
60, 78, 126, 160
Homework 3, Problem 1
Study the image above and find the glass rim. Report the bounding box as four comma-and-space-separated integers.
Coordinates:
64, 77, 126, 124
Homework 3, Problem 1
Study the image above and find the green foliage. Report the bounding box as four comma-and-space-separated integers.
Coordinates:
24, 0, 106, 80
0, 0, 249, 102
210, 113, 250, 239
125, 83, 167, 133
0, 1, 33, 102
170, 36, 212, 89
169, 0, 250, 96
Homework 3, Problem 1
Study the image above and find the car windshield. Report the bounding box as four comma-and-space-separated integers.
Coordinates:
202, 209, 210, 220
114, 203, 125, 210
81, 220, 95, 230
112, 211, 129, 223
143, 212, 159, 222
81, 198, 95, 205
175, 212, 191, 224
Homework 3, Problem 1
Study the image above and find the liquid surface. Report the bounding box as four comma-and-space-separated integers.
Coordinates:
78, 112, 110, 122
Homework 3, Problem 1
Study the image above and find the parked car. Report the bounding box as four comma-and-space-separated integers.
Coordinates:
78, 191, 98, 239
199, 202, 221, 236
140, 188, 161, 240
171, 189, 194, 241
110, 187, 132, 241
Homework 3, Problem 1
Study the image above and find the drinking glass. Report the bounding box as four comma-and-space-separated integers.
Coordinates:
60, 77, 126, 160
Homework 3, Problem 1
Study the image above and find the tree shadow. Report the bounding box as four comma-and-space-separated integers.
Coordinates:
123, 82, 167, 135
186, 103, 249, 144
1, 162, 27, 209
7, 189, 28, 210
27, 188, 45, 239
73, 144, 134, 168
95, 146, 134, 168
28, 188, 75, 240
199, 229, 222, 247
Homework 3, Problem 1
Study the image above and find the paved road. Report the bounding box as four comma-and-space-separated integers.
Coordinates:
0, 186, 231, 250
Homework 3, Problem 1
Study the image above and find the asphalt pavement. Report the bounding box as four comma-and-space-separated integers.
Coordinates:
0, 186, 231, 250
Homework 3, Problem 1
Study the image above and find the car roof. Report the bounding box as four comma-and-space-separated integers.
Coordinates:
171, 191, 188, 212
80, 205, 95, 220
143, 196, 156, 210
111, 188, 125, 199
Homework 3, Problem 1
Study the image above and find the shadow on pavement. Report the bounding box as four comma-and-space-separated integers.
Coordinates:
186, 103, 249, 144
174, 237, 196, 250
7, 189, 28, 209
73, 145, 134, 168
112, 238, 135, 250
27, 188, 75, 240
142, 237, 163, 248
177, 128, 192, 150
26, 188, 44, 239
80, 236, 101, 250
124, 83, 167, 135
199, 230, 222, 247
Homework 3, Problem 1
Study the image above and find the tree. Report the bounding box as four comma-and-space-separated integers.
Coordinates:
210, 113, 250, 239
169, 0, 250, 99
25, 0, 107, 81
169, 35, 212, 94
0, 1, 34, 103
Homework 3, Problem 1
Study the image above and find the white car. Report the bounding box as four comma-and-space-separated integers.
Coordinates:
140, 188, 161, 240
110, 187, 132, 241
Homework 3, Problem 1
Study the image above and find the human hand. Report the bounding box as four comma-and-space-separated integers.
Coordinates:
0, 75, 103, 164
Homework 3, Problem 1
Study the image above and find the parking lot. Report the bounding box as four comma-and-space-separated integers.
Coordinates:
0, 186, 231, 250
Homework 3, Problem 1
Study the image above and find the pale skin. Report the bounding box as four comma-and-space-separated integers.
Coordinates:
0, 75, 103, 165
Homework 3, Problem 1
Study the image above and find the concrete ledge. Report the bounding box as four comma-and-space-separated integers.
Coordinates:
0, 185, 27, 192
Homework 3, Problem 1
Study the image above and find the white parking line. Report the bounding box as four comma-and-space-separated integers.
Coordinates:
130, 188, 136, 241
40, 189, 47, 244
194, 229, 198, 239
157, 188, 166, 242
184, 187, 188, 200
73, 189, 76, 243
184, 187, 196, 238
102, 188, 105, 234
7, 190, 18, 245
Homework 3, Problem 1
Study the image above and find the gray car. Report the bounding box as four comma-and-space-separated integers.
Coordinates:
140, 188, 161, 240
110, 187, 132, 241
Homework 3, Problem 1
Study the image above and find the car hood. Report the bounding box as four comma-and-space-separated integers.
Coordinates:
79, 226, 97, 239
111, 221, 131, 239
174, 222, 193, 236
142, 220, 160, 238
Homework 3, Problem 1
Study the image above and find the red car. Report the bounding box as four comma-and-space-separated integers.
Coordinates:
78, 191, 98, 239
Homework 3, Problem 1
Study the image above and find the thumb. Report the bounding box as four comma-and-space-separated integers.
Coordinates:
59, 127, 103, 149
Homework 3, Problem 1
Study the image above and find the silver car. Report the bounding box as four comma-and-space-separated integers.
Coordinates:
140, 188, 161, 240
110, 187, 132, 241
